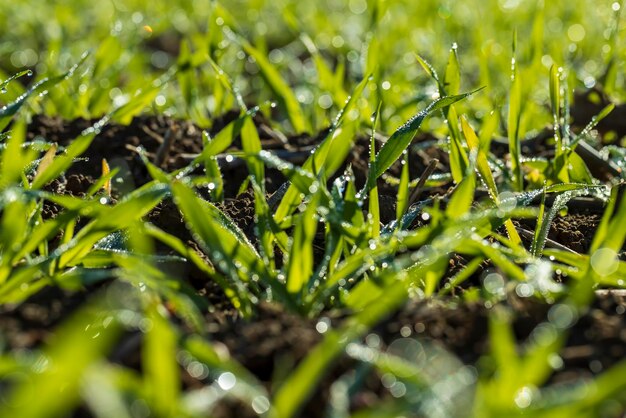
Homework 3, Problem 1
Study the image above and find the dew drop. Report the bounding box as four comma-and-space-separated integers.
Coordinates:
548, 304, 576, 329
217, 372, 237, 390
548, 353, 564, 370
389, 381, 407, 398
514, 386, 534, 409
251, 396, 270, 414
315, 317, 330, 334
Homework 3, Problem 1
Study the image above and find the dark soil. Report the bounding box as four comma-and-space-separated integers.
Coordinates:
2, 102, 626, 417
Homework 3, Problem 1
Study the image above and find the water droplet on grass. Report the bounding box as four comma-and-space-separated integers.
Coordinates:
514, 386, 534, 408
389, 381, 407, 398
217, 372, 236, 390
590, 248, 619, 276
381, 373, 396, 388
251, 396, 270, 414
548, 304, 576, 329
315, 317, 330, 334
187, 361, 209, 379
548, 353, 564, 370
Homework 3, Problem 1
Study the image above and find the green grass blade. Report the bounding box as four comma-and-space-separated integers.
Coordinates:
0, 297, 121, 418
441, 46, 469, 183
0, 121, 38, 188
369, 103, 382, 238
531, 188, 547, 256
273, 271, 410, 418
445, 174, 476, 219
56, 183, 168, 268
446, 105, 469, 184
198, 108, 256, 158
443, 44, 461, 95
30, 132, 96, 190
549, 65, 563, 156
204, 154, 224, 202
488, 308, 520, 392
0, 192, 29, 274
184, 335, 270, 407
230, 30, 308, 133
171, 181, 296, 311
0, 70, 31, 92
143, 223, 254, 314
571, 103, 615, 149
395, 151, 410, 222
143, 304, 180, 416
109, 69, 174, 125
461, 116, 522, 245
171, 181, 260, 270
241, 116, 265, 192
414, 54, 440, 83
253, 151, 325, 208
274, 74, 369, 223
286, 192, 319, 297
461, 116, 497, 199
508, 34, 523, 192
207, 56, 247, 112
0, 53, 89, 129
365, 88, 480, 194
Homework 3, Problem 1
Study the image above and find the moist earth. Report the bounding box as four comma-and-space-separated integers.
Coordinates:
1, 107, 625, 417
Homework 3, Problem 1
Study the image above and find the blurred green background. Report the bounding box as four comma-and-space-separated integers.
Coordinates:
1, 0, 623, 135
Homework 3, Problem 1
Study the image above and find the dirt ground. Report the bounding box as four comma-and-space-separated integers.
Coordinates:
2, 97, 626, 416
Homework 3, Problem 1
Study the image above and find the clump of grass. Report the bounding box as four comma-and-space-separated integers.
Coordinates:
2, 1, 626, 417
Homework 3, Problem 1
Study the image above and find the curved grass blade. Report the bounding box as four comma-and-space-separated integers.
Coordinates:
0, 297, 121, 418
364, 88, 481, 194
0, 70, 31, 92
446, 173, 476, 219
171, 181, 296, 312
253, 151, 326, 205
532, 188, 599, 257
207, 56, 247, 112
56, 183, 168, 268
273, 74, 370, 223
275, 248, 450, 418
461, 116, 521, 244
109, 67, 176, 126
0, 52, 90, 129
442, 46, 469, 183
415, 54, 440, 84
30, 132, 95, 190
571, 103, 615, 150
226, 28, 308, 133
184, 335, 270, 412
198, 107, 259, 159
143, 223, 252, 313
